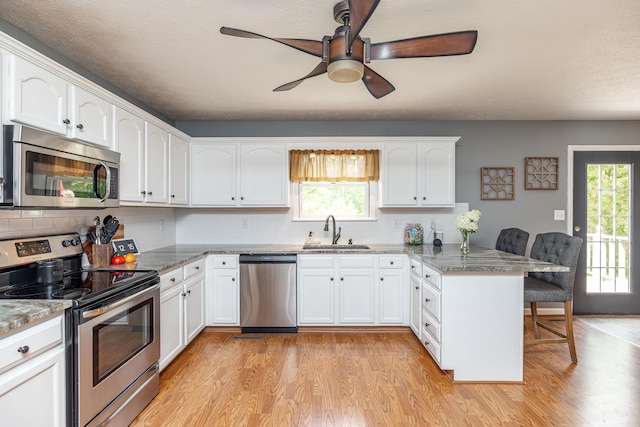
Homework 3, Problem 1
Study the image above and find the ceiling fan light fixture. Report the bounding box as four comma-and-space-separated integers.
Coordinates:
327, 59, 364, 83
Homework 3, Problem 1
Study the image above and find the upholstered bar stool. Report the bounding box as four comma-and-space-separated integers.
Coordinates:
495, 228, 529, 256
524, 232, 583, 364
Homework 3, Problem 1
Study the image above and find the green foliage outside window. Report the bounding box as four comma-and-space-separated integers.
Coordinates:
301, 183, 367, 217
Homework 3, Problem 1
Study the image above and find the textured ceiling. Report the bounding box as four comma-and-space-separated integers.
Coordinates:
1, 0, 639, 121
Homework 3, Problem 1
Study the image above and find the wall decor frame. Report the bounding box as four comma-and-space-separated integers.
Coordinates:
525, 157, 559, 190
481, 167, 515, 200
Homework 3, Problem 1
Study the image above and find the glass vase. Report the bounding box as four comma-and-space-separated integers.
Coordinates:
460, 232, 470, 255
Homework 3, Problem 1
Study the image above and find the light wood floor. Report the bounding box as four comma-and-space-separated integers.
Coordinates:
131, 318, 640, 426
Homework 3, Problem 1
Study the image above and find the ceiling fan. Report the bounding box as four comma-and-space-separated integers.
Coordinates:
220, 0, 478, 99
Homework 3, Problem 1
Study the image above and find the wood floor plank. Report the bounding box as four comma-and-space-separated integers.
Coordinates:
131, 319, 640, 426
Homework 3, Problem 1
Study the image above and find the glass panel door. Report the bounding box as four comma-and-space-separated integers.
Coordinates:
573, 152, 640, 314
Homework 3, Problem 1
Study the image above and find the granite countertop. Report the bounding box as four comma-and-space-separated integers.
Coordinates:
0, 300, 72, 338
134, 243, 568, 274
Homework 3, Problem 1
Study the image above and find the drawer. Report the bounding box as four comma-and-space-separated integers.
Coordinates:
378, 255, 405, 269
337, 255, 375, 269
410, 259, 423, 277
422, 282, 441, 321
0, 316, 62, 373
160, 268, 184, 292
184, 257, 205, 279
421, 327, 441, 364
211, 255, 238, 269
422, 264, 441, 289
297, 255, 335, 269
422, 309, 441, 342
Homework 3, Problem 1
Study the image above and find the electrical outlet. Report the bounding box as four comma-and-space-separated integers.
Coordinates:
241, 218, 249, 229
393, 219, 403, 229
431, 220, 436, 230
554, 210, 565, 221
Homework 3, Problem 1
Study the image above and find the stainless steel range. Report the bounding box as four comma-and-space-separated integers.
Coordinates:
0, 233, 160, 427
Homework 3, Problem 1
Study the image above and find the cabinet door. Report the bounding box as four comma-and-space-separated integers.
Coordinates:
0, 346, 66, 426
190, 143, 236, 206
114, 106, 145, 203
169, 134, 189, 205
410, 274, 422, 338
71, 86, 111, 146
420, 142, 455, 206
239, 144, 288, 206
208, 269, 239, 325
184, 276, 205, 344
378, 270, 406, 324
6, 54, 68, 135
160, 284, 185, 371
338, 269, 375, 324
381, 144, 418, 206
298, 269, 335, 324
145, 122, 169, 203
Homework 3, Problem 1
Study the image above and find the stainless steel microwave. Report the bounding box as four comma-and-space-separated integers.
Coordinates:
1, 125, 120, 208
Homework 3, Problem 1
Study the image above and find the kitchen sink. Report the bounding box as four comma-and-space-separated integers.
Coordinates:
302, 244, 370, 250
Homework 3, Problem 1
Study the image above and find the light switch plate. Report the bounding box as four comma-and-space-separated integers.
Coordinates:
554, 210, 565, 221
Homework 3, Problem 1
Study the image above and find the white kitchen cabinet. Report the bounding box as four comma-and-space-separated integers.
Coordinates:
144, 122, 169, 204
5, 54, 111, 147
338, 268, 376, 324
409, 259, 422, 337
377, 255, 407, 325
190, 140, 288, 207
298, 268, 336, 324
206, 255, 240, 325
380, 138, 458, 207
169, 133, 189, 205
159, 258, 205, 371
113, 105, 145, 203
0, 315, 66, 426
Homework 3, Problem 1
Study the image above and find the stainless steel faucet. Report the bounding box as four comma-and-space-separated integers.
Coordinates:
324, 215, 341, 245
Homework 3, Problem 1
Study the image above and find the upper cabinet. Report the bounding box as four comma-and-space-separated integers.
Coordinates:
380, 138, 458, 208
190, 140, 288, 207
143, 122, 169, 204
113, 106, 145, 203
169, 133, 189, 205
4, 54, 111, 147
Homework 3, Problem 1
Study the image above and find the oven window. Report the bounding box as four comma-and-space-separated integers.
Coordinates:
92, 299, 154, 385
25, 151, 105, 198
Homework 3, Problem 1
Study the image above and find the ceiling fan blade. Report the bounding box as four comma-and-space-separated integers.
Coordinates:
220, 27, 323, 57
370, 30, 478, 60
347, 0, 381, 51
361, 65, 395, 99
273, 62, 328, 92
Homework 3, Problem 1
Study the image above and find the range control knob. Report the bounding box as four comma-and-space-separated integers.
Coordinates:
62, 240, 72, 247
71, 238, 81, 246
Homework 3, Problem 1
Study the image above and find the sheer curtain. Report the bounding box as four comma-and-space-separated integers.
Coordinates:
289, 149, 379, 182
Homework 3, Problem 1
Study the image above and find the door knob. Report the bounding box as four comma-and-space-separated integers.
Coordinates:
574, 226, 581, 232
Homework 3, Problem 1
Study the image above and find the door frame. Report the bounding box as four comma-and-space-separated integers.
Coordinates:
567, 145, 640, 314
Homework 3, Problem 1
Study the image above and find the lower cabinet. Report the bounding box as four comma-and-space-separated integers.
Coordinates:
206, 255, 239, 325
0, 315, 66, 426
298, 254, 408, 326
409, 261, 423, 338
159, 257, 205, 371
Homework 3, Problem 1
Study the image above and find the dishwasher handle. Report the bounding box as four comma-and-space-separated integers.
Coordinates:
239, 254, 297, 263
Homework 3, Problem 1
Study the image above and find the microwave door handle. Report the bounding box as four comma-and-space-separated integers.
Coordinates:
94, 162, 111, 202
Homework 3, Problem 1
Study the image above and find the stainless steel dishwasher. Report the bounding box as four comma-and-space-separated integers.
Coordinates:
239, 254, 297, 333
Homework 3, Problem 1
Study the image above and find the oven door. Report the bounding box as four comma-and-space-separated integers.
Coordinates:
76, 284, 159, 427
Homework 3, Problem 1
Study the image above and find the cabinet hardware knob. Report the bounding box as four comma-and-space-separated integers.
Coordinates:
170, 277, 176, 282
415, 286, 419, 290
411, 265, 415, 269
141, 190, 146, 195
148, 191, 153, 196
76, 123, 84, 130
182, 292, 187, 297
380, 277, 384, 281
17, 345, 30, 354
390, 261, 394, 265
222, 261, 226, 265
330, 277, 334, 281
187, 289, 191, 294
340, 277, 344, 281
195, 266, 200, 270
171, 194, 175, 198
413, 196, 417, 200
425, 298, 430, 303
232, 278, 235, 282
424, 274, 430, 278
240, 197, 244, 200
62, 119, 70, 125
231, 197, 235, 201
422, 196, 426, 200
425, 323, 430, 327
424, 340, 429, 346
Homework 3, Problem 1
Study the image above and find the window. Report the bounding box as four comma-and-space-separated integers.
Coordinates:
298, 182, 371, 220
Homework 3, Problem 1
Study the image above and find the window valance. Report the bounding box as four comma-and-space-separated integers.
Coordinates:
289, 149, 379, 182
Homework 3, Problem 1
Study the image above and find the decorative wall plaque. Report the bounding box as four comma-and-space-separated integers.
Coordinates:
481, 167, 515, 200
525, 157, 559, 190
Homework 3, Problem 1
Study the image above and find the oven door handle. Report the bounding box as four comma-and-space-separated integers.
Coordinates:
82, 284, 159, 319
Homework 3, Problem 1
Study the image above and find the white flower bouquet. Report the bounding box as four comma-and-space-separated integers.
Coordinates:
455, 209, 482, 236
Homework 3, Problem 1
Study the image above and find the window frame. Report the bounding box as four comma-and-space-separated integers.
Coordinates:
292, 181, 377, 221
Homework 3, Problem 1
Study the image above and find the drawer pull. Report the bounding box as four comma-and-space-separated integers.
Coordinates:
17, 345, 30, 354
415, 286, 419, 290
424, 340, 429, 346
231, 278, 236, 282
425, 323, 430, 327
411, 265, 415, 269
380, 277, 384, 281
390, 261, 394, 265
222, 261, 226, 265
170, 277, 176, 282
424, 274, 430, 278
187, 289, 191, 294
195, 266, 200, 270
425, 298, 430, 303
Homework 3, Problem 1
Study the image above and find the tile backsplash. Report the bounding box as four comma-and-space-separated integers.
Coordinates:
0, 207, 176, 252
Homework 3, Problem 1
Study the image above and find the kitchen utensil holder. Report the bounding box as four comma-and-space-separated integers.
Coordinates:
93, 244, 113, 268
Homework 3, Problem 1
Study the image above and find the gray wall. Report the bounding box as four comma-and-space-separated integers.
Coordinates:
177, 120, 640, 249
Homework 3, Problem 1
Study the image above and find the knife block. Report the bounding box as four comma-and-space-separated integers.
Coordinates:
89, 224, 125, 241
93, 244, 114, 268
